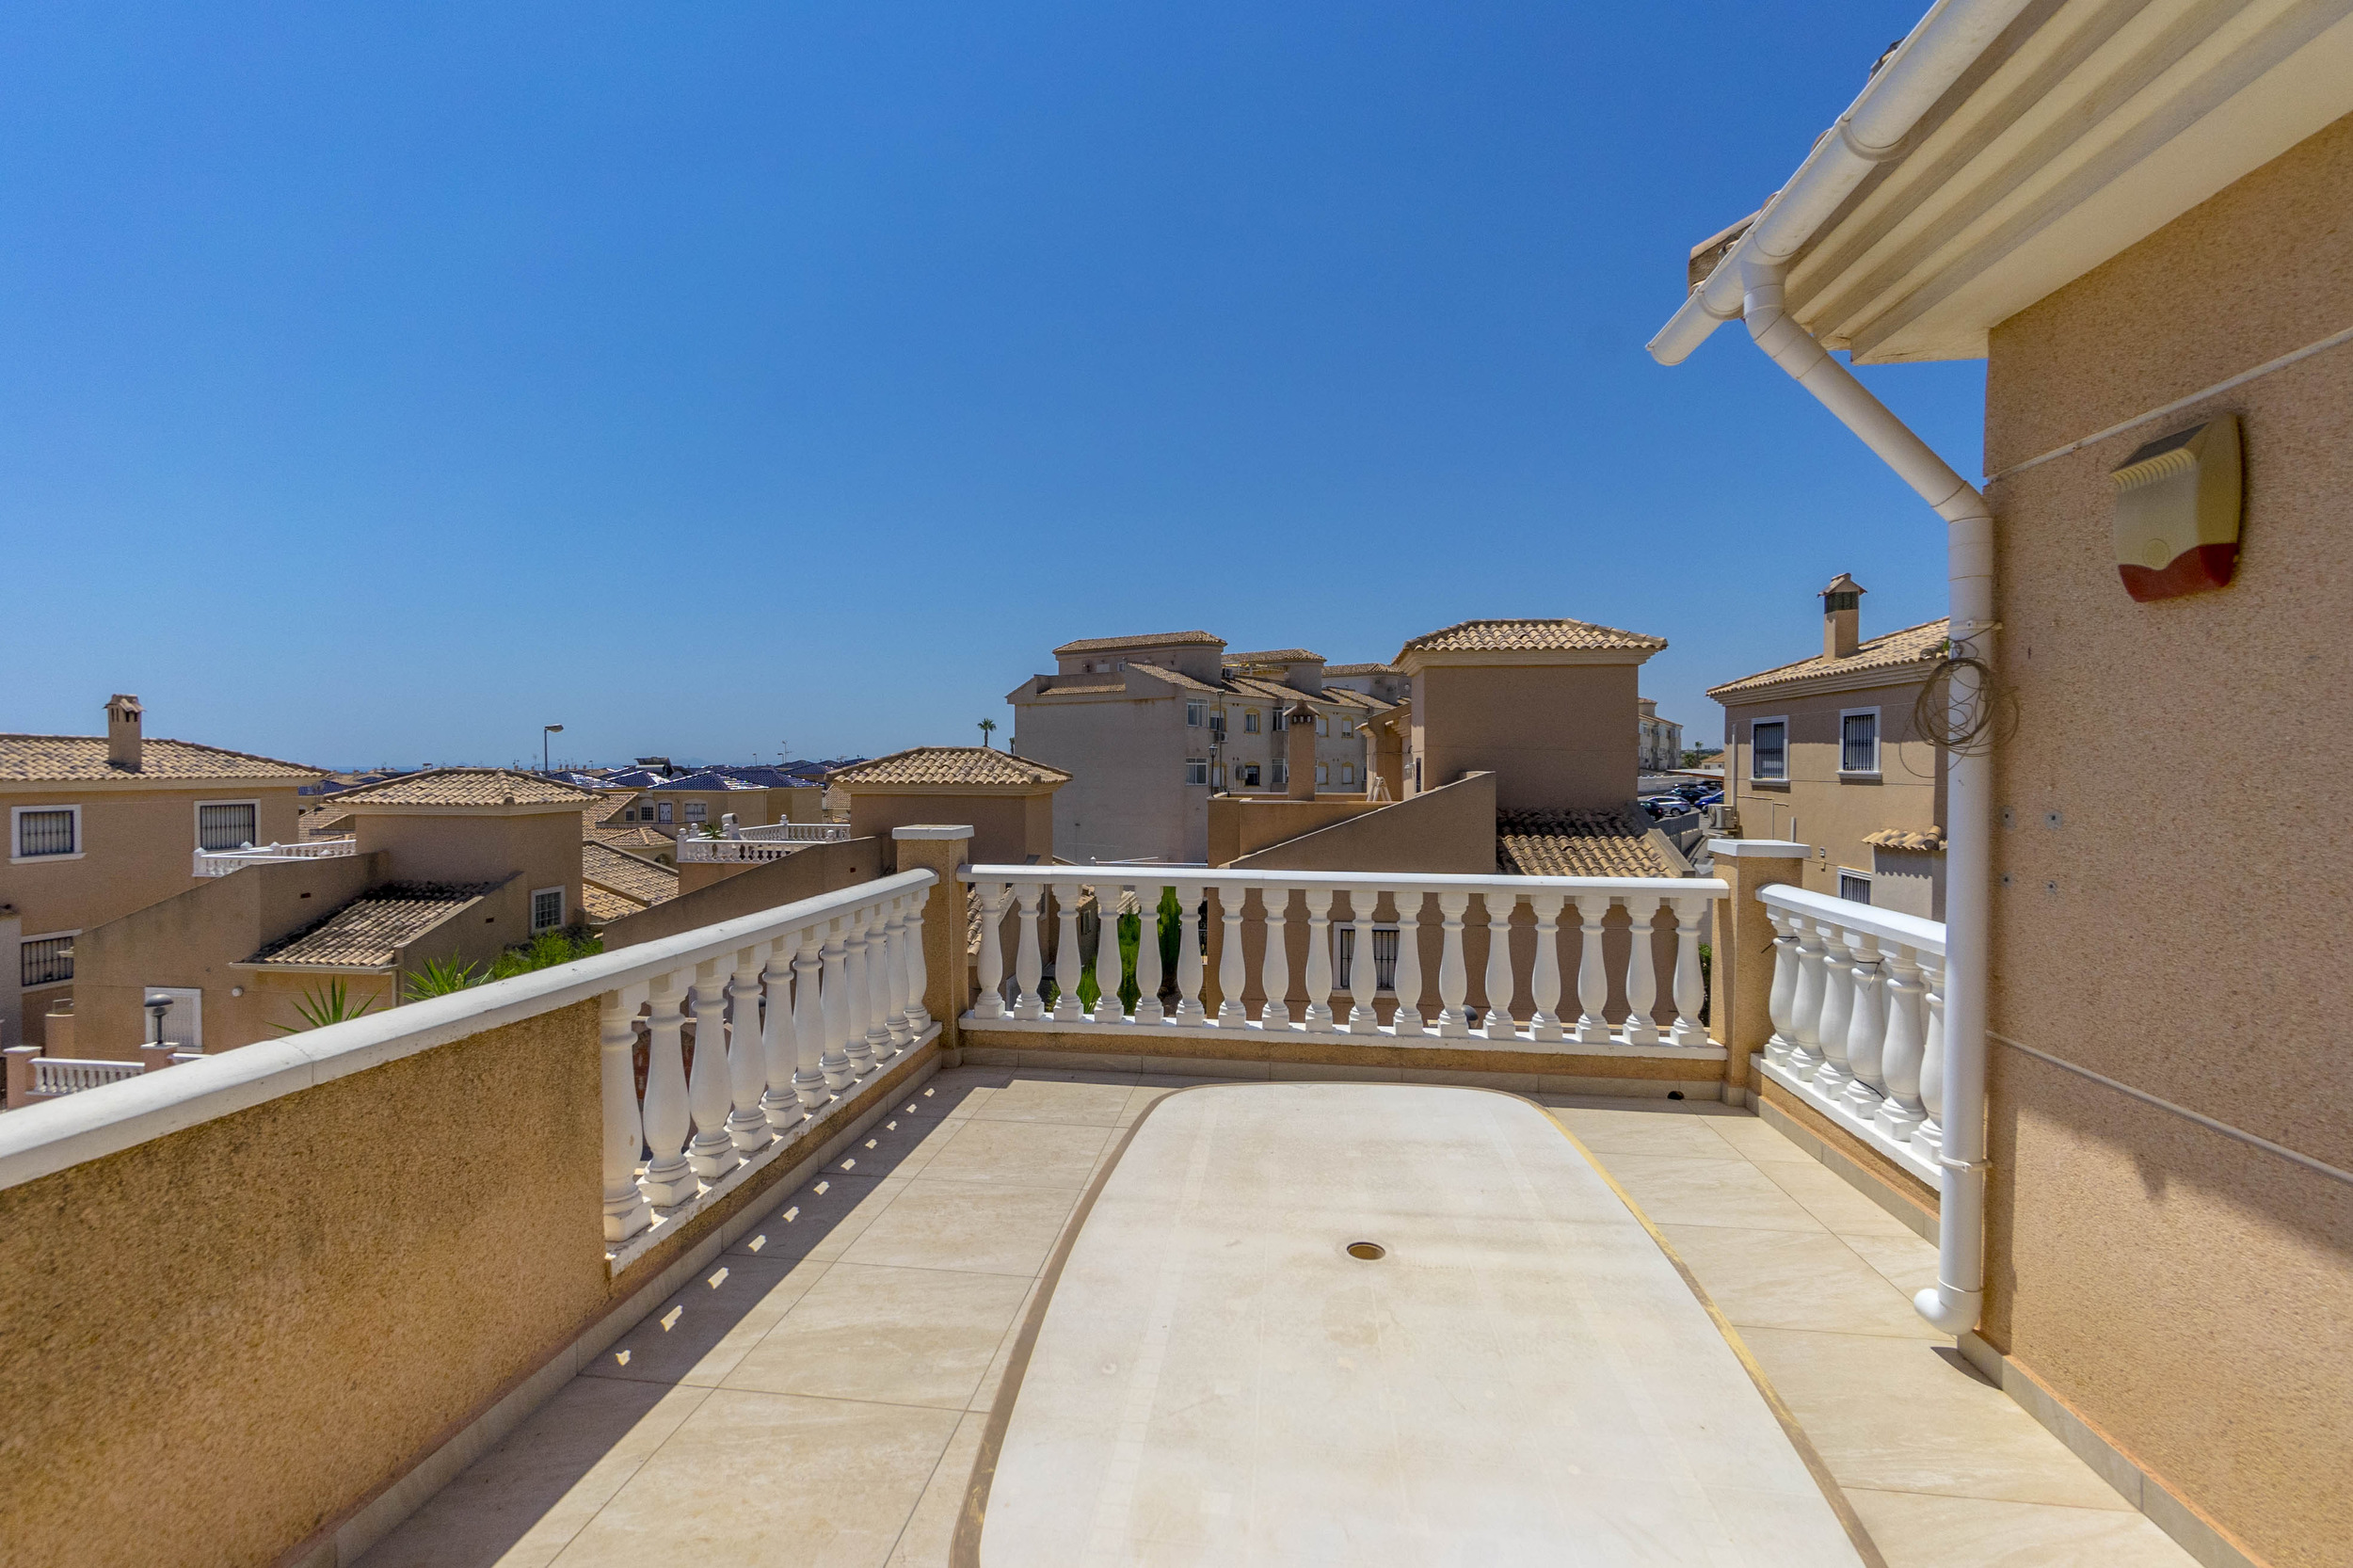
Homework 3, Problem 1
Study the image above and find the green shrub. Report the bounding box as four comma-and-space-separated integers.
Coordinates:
487, 925, 603, 981
271, 978, 380, 1032
403, 953, 482, 1000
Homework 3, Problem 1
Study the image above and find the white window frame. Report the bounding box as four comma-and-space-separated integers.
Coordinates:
1317, 715, 1330, 737
683, 800, 709, 822
1243, 709, 1261, 734
656, 801, 673, 824
1340, 719, 1354, 738
1184, 759, 1209, 786
530, 886, 567, 933
194, 798, 262, 854
12, 804, 84, 863
20, 929, 80, 988
1838, 707, 1881, 777
1186, 701, 1206, 728
1837, 870, 1874, 905
1339, 763, 1355, 785
1748, 717, 1789, 782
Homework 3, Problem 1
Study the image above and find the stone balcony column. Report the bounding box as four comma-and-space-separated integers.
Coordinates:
1705, 840, 1807, 1107
891, 825, 973, 1052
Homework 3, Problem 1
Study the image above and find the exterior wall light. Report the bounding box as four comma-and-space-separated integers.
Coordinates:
2109, 415, 2241, 601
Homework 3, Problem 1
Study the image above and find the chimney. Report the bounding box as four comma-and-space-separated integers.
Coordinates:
1820, 573, 1865, 659
105, 695, 144, 772
1286, 702, 1318, 800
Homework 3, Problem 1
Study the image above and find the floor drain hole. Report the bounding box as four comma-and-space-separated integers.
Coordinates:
1346, 1241, 1386, 1261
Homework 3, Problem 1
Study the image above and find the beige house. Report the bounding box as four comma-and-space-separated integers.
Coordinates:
830, 747, 1068, 867
1636, 698, 1684, 775
0, 696, 324, 1049
1709, 578, 1948, 917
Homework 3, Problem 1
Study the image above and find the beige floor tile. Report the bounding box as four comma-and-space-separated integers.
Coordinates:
1707, 1112, 1820, 1164
968, 1277, 1043, 1413
582, 1256, 825, 1388
1658, 1224, 1941, 1340
838, 1181, 1080, 1276
357, 1380, 710, 1568
1551, 1106, 1746, 1160
548, 1389, 959, 1567
728, 1174, 904, 1263
1755, 1156, 1927, 1240
963, 1076, 1136, 1127
1847, 1488, 2201, 1567
902, 1074, 993, 1120
1743, 1329, 2136, 1511
1841, 1231, 1945, 1298
1586, 1151, 1827, 1232
917, 1116, 1112, 1188
884, 1411, 987, 1567
723, 1262, 1032, 1409
825, 1112, 965, 1182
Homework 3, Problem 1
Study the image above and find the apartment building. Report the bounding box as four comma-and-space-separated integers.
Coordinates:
1637, 698, 1684, 775
1709, 577, 1947, 917
1, 696, 324, 1049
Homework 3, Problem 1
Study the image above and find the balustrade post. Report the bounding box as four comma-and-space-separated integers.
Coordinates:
1012, 883, 1046, 1020
1523, 893, 1563, 1042
1172, 882, 1209, 1025
685, 961, 741, 1179
1259, 887, 1292, 1027
972, 882, 1009, 1019
760, 939, 804, 1130
1573, 894, 1613, 1045
1435, 891, 1470, 1037
856, 903, 893, 1068
1876, 944, 1929, 1144
1050, 880, 1086, 1022
1093, 884, 1128, 1024
820, 917, 856, 1090
600, 985, 653, 1241
1132, 881, 1166, 1024
640, 972, 696, 1206
1348, 889, 1381, 1033
1481, 892, 1518, 1041
1763, 908, 1800, 1067
1391, 890, 1427, 1036
793, 926, 831, 1108
1914, 954, 1947, 1163
1302, 888, 1336, 1030
1621, 896, 1662, 1046
904, 885, 933, 1033
1218, 886, 1250, 1026
1840, 933, 1889, 1121
1812, 922, 1858, 1103
841, 908, 876, 1077
1670, 897, 1710, 1047
878, 897, 912, 1053
725, 945, 775, 1153
1788, 917, 1829, 1080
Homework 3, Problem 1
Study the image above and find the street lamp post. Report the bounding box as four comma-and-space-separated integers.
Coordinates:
543, 724, 564, 775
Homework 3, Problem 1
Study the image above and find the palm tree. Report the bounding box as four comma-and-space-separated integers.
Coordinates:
977, 718, 998, 750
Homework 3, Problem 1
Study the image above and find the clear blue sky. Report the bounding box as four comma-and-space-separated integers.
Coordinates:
1, 2, 1982, 771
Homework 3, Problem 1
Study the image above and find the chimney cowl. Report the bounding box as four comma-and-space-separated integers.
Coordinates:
106, 694, 145, 772
1819, 574, 1866, 659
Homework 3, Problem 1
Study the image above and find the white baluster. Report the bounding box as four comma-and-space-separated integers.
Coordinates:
1620, 895, 1662, 1046
972, 882, 1009, 1019
1172, 882, 1208, 1025
1840, 933, 1888, 1122
861, 901, 897, 1065
879, 897, 912, 1053
1391, 891, 1426, 1036
1302, 888, 1336, 1030
1813, 922, 1857, 1104
1435, 891, 1470, 1038
640, 972, 696, 1206
1573, 894, 1613, 1045
1093, 884, 1127, 1024
1764, 908, 1801, 1068
600, 985, 652, 1241
792, 925, 830, 1109
1133, 880, 1166, 1024
760, 940, 803, 1131
1218, 886, 1249, 1026
1050, 880, 1085, 1022
1348, 889, 1382, 1033
685, 961, 740, 1180
1669, 897, 1710, 1048
1260, 886, 1292, 1027
1876, 944, 1928, 1144
1788, 917, 1829, 1080
903, 885, 932, 1034
1913, 953, 1946, 1164
725, 945, 775, 1153
819, 916, 855, 1090
1481, 891, 1518, 1041
842, 906, 878, 1076
1012, 882, 1046, 1020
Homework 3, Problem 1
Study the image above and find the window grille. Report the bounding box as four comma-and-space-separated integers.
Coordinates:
198, 803, 258, 852
1336, 926, 1401, 992
531, 888, 565, 932
1841, 712, 1879, 773
17, 809, 75, 857
657, 802, 673, 824
1838, 872, 1874, 905
21, 935, 73, 987
684, 801, 708, 822
1751, 721, 1787, 780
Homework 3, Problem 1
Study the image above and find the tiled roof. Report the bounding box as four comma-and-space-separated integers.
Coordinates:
246, 883, 499, 968
1401, 618, 1668, 657
647, 770, 765, 792
586, 824, 678, 854
328, 768, 605, 807
302, 809, 355, 837
583, 840, 680, 904
1223, 648, 1324, 664
1706, 619, 1949, 699
1321, 663, 1397, 677
1053, 631, 1225, 656
581, 884, 647, 922
1125, 664, 1227, 695
1496, 808, 1677, 878
1864, 825, 1946, 853
829, 747, 1072, 788
0, 735, 325, 784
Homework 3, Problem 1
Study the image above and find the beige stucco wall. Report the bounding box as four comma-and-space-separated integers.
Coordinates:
1977, 109, 2353, 1568
356, 808, 584, 928
850, 790, 1052, 869
1410, 661, 1641, 812
1232, 771, 1497, 875
1015, 691, 1201, 863
606, 838, 884, 948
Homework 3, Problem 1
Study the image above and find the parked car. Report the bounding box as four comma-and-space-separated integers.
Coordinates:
1641, 795, 1694, 819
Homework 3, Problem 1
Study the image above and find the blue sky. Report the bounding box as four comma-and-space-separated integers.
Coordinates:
1, 2, 1981, 770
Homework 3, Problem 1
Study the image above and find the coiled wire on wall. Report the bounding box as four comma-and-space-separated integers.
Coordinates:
1910, 642, 2015, 759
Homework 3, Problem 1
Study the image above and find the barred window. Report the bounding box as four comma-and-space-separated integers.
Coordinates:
1751, 721, 1787, 781
198, 803, 258, 852
16, 808, 76, 857
684, 801, 708, 822
1841, 712, 1880, 774
656, 802, 673, 824
1336, 926, 1400, 993
531, 888, 565, 933
1838, 872, 1874, 905
21, 935, 73, 987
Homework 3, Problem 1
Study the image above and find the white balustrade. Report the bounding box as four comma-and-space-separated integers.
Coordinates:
1755, 884, 1946, 1185
191, 838, 357, 877
30, 1056, 147, 1095
954, 866, 1729, 1060
724, 947, 774, 1154
684, 962, 741, 1180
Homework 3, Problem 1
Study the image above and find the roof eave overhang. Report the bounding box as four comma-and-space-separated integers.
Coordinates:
1709, 660, 1945, 706
1396, 648, 1663, 676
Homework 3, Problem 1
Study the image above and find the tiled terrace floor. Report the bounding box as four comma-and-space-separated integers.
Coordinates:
360, 1065, 2199, 1568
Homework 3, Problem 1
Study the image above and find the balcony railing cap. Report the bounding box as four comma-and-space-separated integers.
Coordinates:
960, 863, 1728, 898
1757, 881, 1945, 953
1705, 839, 1810, 858
892, 824, 974, 840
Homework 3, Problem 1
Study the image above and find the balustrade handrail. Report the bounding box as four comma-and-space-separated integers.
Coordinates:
1758, 883, 1945, 955
192, 838, 359, 877
0, 869, 936, 1195
961, 864, 1727, 898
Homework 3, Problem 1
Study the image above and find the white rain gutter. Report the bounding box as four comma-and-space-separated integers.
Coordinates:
1647, 0, 2022, 1336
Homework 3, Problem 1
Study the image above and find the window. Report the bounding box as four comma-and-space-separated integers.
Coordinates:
1316, 763, 1329, 785
1209, 710, 1225, 737
20, 933, 75, 987
1339, 764, 1355, 785
1237, 763, 1261, 788
1317, 715, 1330, 737
1186, 701, 1206, 728
684, 801, 708, 822
531, 887, 566, 933
1272, 759, 1288, 787
1838, 872, 1873, 905
1341, 720, 1354, 738
1184, 759, 1209, 785
1243, 710, 1261, 734
1840, 710, 1881, 774
197, 802, 259, 852
14, 807, 78, 858
656, 801, 673, 824
1750, 720, 1787, 781
1336, 926, 1401, 992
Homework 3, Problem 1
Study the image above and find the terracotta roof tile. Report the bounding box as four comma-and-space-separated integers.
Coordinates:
1052, 630, 1225, 656
246, 883, 499, 968
1864, 825, 1946, 852
1223, 648, 1324, 664
1707, 619, 1949, 699
581, 884, 647, 921
0, 735, 325, 784
328, 768, 605, 807
1400, 618, 1667, 658
587, 824, 678, 855
1321, 663, 1397, 677
829, 747, 1072, 787
1496, 808, 1676, 878
583, 840, 680, 904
